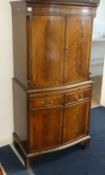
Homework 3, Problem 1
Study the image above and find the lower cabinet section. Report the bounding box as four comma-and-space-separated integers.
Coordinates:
13, 80, 92, 165
28, 100, 91, 152
27, 84, 92, 153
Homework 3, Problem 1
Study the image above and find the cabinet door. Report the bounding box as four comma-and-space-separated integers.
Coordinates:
28, 108, 62, 152
63, 101, 90, 143
30, 16, 65, 87
64, 16, 92, 84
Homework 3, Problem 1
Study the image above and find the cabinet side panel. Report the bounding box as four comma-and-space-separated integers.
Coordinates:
13, 80, 27, 142
11, 3, 27, 86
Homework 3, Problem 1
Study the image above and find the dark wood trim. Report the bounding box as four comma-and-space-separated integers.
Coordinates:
13, 133, 33, 168
13, 77, 93, 94
10, 1, 98, 16
13, 78, 27, 92
28, 80, 93, 94
13, 132, 90, 158
27, 5, 97, 17
26, 1, 99, 7
28, 135, 91, 157
26, 15, 32, 86
13, 132, 27, 157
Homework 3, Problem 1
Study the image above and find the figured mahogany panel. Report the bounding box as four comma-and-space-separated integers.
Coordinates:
63, 100, 90, 143
29, 94, 63, 110
64, 15, 92, 84
28, 108, 62, 152
30, 15, 65, 87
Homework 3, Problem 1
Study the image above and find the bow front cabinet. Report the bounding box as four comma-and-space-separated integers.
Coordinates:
11, 0, 99, 167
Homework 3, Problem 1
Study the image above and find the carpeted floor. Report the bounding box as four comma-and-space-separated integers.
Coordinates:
0, 146, 28, 175
0, 106, 105, 175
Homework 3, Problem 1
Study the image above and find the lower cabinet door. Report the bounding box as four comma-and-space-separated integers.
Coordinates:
63, 100, 90, 144
28, 108, 62, 152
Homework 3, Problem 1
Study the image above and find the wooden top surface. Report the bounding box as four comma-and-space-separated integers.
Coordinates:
25, 0, 100, 4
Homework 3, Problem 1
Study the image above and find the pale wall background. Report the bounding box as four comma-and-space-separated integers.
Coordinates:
90, 0, 105, 76
0, 0, 105, 147
0, 0, 13, 146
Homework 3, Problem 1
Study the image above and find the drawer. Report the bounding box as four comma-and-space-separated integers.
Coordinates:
65, 88, 91, 105
29, 95, 63, 110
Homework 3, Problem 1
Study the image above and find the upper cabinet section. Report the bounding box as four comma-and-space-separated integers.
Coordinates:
27, 4, 96, 88
11, 1, 98, 88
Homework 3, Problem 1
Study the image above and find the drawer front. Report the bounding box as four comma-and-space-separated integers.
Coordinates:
29, 94, 63, 110
65, 88, 91, 105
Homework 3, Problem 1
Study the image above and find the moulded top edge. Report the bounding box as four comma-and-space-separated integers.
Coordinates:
25, 0, 100, 3
25, 0, 100, 5
10, 0, 99, 6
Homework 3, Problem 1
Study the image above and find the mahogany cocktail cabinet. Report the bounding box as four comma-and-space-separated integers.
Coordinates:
11, 0, 99, 168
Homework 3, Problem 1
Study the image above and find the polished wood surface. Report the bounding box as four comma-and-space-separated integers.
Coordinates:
65, 87, 91, 104
28, 108, 62, 151
11, 1, 96, 88
64, 16, 92, 84
27, 5, 95, 88
30, 14, 93, 87
30, 15, 65, 87
27, 85, 91, 152
29, 94, 63, 110
11, 0, 98, 168
63, 100, 90, 143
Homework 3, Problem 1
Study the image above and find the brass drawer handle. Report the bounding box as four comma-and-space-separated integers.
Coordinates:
75, 94, 83, 102
41, 101, 45, 106
40, 100, 53, 107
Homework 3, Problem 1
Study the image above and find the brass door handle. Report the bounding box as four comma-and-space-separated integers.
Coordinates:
65, 47, 69, 54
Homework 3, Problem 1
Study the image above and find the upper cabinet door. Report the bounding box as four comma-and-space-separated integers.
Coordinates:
30, 16, 65, 88
64, 16, 92, 84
